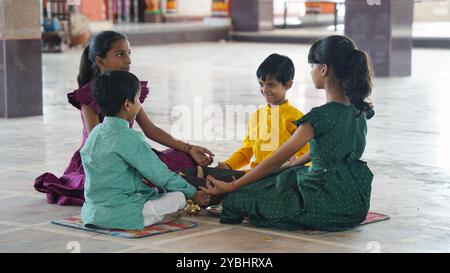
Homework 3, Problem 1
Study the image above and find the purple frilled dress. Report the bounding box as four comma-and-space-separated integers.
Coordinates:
34, 81, 196, 206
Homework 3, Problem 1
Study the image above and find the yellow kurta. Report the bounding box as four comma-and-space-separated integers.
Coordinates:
224, 101, 310, 170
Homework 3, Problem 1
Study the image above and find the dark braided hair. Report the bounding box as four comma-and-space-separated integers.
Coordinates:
308, 35, 373, 116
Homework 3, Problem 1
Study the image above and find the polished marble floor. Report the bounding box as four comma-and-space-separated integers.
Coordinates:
0, 42, 449, 253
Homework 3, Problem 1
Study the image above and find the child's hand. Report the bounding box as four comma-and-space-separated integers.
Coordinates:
200, 175, 234, 195
216, 162, 231, 170
281, 155, 297, 169
191, 191, 211, 207
189, 145, 215, 166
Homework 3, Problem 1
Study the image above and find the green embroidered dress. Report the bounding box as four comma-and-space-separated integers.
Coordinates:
220, 102, 374, 231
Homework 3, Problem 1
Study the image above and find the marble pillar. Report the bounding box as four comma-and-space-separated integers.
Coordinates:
0, 0, 43, 118
344, 0, 413, 77
230, 0, 273, 31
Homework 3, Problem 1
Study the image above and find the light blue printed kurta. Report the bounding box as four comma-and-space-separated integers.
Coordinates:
80, 116, 196, 230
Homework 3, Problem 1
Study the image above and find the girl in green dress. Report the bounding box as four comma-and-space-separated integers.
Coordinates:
201, 35, 375, 231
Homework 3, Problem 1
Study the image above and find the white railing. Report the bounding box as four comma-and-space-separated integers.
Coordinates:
281, 0, 345, 30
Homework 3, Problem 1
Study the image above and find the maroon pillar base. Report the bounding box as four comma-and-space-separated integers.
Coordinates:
344, 0, 413, 77
0, 39, 42, 118
230, 0, 274, 32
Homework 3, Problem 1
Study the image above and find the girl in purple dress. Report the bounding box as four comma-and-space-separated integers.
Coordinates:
35, 31, 214, 206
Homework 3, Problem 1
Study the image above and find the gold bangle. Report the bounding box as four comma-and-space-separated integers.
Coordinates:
183, 143, 191, 153
232, 180, 238, 192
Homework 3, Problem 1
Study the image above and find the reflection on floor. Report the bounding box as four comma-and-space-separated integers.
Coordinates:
232, 23, 450, 48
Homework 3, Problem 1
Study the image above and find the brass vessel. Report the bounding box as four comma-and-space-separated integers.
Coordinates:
184, 200, 201, 216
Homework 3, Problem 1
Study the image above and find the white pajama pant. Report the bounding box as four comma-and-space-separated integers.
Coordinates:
142, 192, 186, 226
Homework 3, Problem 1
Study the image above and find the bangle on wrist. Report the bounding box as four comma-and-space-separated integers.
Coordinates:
231, 180, 238, 192
183, 143, 192, 153
220, 162, 231, 169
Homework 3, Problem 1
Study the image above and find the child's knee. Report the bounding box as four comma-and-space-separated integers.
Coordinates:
220, 203, 244, 224
167, 191, 187, 210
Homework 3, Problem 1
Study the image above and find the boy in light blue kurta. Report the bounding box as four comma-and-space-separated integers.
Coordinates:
80, 71, 208, 230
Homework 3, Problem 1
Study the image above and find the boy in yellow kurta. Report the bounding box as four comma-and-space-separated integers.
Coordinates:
218, 53, 310, 171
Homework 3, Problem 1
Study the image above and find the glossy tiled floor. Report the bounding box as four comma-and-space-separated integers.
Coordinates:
268, 22, 450, 39
0, 42, 449, 253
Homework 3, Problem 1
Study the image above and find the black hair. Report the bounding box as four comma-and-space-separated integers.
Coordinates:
77, 31, 127, 88
308, 35, 373, 116
256, 53, 295, 86
91, 70, 140, 116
